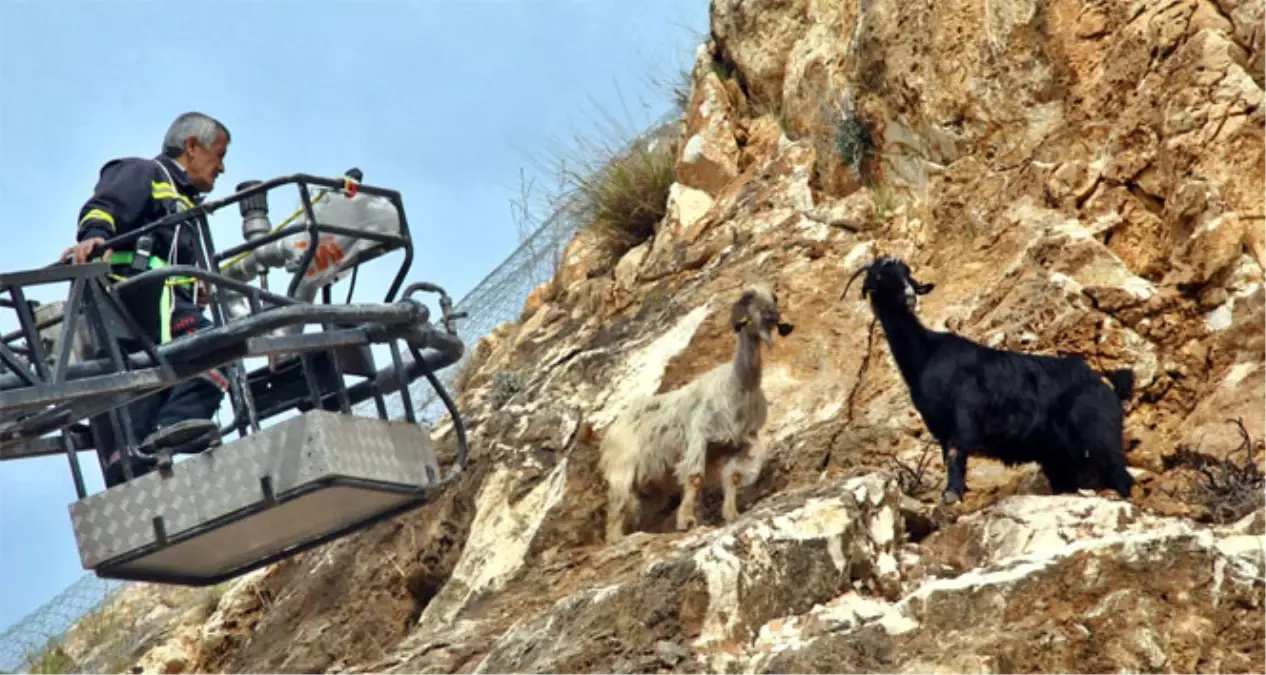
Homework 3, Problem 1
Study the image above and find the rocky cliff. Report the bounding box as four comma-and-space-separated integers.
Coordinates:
51, 0, 1265, 672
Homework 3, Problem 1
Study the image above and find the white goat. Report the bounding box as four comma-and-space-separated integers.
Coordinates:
599, 284, 795, 542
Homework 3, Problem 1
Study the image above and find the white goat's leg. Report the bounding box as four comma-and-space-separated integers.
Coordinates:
722, 436, 764, 522
721, 456, 742, 523
721, 451, 749, 523
606, 482, 632, 543
676, 432, 707, 532
677, 474, 702, 531
604, 457, 639, 543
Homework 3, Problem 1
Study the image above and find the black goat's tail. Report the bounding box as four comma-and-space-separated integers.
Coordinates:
1102, 368, 1135, 402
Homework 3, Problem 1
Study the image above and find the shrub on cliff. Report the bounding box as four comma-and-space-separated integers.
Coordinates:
23, 639, 75, 675
565, 133, 676, 259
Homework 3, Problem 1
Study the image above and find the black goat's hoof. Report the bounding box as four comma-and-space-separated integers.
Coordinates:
940, 489, 962, 505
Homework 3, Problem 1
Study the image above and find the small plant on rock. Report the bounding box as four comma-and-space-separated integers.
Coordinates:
489, 370, 527, 408
23, 639, 76, 675
648, 66, 694, 115
797, 86, 878, 196
888, 442, 943, 500
834, 104, 874, 178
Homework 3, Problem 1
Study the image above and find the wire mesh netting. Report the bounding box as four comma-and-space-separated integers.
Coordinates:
0, 111, 681, 672
0, 575, 129, 672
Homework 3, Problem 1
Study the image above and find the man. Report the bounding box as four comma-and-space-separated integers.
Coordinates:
62, 111, 232, 488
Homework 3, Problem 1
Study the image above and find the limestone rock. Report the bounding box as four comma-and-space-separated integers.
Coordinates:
520, 281, 553, 320
613, 240, 650, 294
640, 182, 717, 282
709, 0, 807, 111
1173, 214, 1250, 286
753, 498, 1266, 674
806, 189, 878, 231
677, 72, 741, 195
554, 227, 611, 290
740, 115, 784, 174
389, 474, 908, 674
1245, 218, 1266, 272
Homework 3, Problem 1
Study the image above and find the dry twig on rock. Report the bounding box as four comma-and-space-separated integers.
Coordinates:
1163, 417, 1265, 524
888, 442, 943, 500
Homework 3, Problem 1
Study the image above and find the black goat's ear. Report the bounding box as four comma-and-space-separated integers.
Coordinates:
913, 282, 935, 295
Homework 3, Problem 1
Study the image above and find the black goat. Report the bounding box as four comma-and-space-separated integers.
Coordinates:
842, 257, 1136, 504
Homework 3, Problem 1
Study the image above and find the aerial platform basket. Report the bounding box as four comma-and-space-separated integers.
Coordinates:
71, 410, 442, 586
0, 168, 471, 586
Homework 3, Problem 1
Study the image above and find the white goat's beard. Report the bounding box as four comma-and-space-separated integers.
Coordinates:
758, 326, 773, 345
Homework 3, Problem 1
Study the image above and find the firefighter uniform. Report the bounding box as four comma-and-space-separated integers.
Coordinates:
76, 154, 229, 487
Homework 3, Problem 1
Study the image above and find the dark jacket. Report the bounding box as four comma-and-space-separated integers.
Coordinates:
76, 154, 206, 266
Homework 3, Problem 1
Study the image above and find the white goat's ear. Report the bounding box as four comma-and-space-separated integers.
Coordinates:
730, 292, 755, 332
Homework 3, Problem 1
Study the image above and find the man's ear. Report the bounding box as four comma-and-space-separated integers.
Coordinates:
914, 282, 935, 295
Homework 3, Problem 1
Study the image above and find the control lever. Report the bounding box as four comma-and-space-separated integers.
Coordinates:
132, 235, 155, 272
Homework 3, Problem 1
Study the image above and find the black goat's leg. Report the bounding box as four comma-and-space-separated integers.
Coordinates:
1042, 462, 1079, 495
941, 441, 969, 504
942, 409, 979, 504
938, 441, 953, 502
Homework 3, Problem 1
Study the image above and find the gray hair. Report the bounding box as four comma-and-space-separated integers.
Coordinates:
160, 112, 231, 158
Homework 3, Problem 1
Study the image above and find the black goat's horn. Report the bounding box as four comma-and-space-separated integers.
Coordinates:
840, 264, 869, 301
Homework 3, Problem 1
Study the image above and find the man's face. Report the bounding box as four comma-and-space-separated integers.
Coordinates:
184, 130, 228, 193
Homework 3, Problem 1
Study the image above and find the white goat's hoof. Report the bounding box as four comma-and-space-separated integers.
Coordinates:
676, 517, 697, 532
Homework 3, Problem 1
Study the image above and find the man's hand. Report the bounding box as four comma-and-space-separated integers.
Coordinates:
195, 279, 214, 310
62, 238, 110, 265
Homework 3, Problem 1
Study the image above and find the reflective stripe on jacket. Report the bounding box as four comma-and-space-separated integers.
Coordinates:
76, 155, 204, 267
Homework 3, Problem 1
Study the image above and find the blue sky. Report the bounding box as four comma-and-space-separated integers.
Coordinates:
0, 0, 709, 635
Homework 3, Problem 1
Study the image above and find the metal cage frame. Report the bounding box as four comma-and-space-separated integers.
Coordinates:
0, 171, 470, 583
